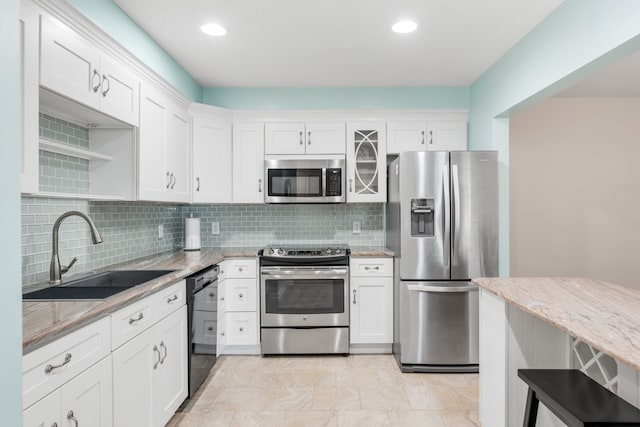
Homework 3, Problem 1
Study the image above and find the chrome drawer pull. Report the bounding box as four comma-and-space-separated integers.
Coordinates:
209, 292, 215, 298
45, 353, 72, 374
160, 341, 167, 364
129, 312, 144, 325
67, 410, 78, 427
167, 295, 178, 303
364, 266, 380, 271
238, 293, 244, 298
353, 289, 357, 304
207, 326, 214, 332
153, 345, 160, 369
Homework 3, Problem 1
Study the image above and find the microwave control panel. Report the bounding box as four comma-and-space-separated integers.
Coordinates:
326, 169, 342, 196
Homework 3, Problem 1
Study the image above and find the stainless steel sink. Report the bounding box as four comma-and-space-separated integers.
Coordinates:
23, 270, 176, 300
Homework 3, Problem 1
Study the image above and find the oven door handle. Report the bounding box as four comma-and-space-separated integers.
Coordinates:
260, 267, 348, 278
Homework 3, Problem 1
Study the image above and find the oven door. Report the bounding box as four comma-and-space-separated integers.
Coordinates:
260, 266, 349, 327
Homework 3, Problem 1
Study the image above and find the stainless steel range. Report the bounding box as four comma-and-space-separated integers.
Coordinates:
259, 245, 350, 355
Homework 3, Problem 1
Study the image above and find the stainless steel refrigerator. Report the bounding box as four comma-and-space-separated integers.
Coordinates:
387, 151, 498, 372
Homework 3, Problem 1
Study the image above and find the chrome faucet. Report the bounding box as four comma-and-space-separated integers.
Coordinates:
49, 211, 103, 284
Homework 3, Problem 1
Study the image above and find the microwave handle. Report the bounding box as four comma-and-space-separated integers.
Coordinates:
322, 168, 327, 197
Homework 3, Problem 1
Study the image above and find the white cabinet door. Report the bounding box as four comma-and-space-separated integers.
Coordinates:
192, 117, 232, 203
305, 122, 345, 154
40, 15, 100, 110
138, 83, 169, 202
23, 389, 61, 427
265, 123, 306, 155
224, 278, 257, 311
224, 312, 258, 346
426, 120, 467, 151
112, 327, 154, 427
166, 107, 191, 202
59, 356, 113, 427
98, 54, 140, 126
387, 121, 427, 154
153, 306, 188, 427
232, 122, 265, 203
350, 277, 393, 344
346, 122, 387, 203
20, 1, 39, 194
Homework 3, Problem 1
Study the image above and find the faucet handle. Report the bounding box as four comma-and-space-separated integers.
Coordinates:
62, 257, 78, 274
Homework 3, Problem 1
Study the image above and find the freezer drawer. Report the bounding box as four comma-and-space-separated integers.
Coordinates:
399, 281, 479, 368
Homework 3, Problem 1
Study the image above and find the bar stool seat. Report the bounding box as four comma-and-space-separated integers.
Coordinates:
518, 369, 640, 426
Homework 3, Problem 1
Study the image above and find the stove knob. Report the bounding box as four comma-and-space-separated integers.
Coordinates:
268, 248, 274, 255
325, 248, 332, 254
277, 248, 284, 255
335, 248, 342, 254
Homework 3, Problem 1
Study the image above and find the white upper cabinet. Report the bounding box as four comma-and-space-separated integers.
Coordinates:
191, 106, 232, 203
265, 122, 345, 155
233, 122, 265, 203
40, 15, 140, 126
20, 0, 39, 194
346, 122, 387, 203
138, 82, 190, 203
387, 118, 467, 154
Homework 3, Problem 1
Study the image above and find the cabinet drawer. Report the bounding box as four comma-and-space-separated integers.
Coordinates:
221, 259, 256, 278
155, 280, 186, 319
110, 294, 155, 350
22, 316, 110, 409
223, 312, 258, 346
350, 258, 393, 277
225, 278, 257, 312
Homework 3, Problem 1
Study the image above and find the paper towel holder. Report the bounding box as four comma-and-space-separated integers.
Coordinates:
184, 215, 201, 251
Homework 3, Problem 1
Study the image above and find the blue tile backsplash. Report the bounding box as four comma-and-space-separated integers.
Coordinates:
21, 115, 385, 286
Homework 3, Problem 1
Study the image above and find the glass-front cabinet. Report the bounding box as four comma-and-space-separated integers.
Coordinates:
346, 122, 387, 202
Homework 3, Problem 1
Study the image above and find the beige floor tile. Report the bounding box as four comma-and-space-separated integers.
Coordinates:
388, 410, 447, 427
337, 410, 391, 427
360, 384, 412, 411
312, 386, 361, 410
278, 368, 337, 387
262, 386, 314, 410
440, 409, 481, 427
171, 410, 234, 427
285, 410, 339, 427
213, 387, 268, 411
210, 368, 257, 388
229, 410, 286, 427
404, 385, 461, 410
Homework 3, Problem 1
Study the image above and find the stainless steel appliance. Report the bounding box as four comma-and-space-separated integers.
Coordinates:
387, 151, 498, 373
264, 157, 345, 203
259, 246, 350, 354
185, 265, 218, 398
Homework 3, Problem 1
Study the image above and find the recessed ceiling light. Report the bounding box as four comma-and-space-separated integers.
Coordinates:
200, 23, 227, 37
392, 20, 418, 34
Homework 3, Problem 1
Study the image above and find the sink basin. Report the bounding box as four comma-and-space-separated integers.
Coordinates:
23, 269, 176, 300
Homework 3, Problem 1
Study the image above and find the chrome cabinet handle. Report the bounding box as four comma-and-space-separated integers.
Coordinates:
129, 312, 144, 325
349, 178, 353, 192
238, 293, 244, 298
220, 332, 225, 336
45, 353, 72, 374
153, 345, 160, 369
239, 327, 244, 332
101, 75, 110, 96
207, 326, 214, 331
67, 410, 78, 427
91, 69, 101, 92
308, 131, 311, 145
209, 292, 215, 298
352, 289, 357, 304
160, 341, 167, 364
429, 130, 433, 144
238, 267, 243, 272
167, 295, 178, 304
51, 423, 58, 427
166, 172, 171, 188
299, 131, 303, 145
220, 296, 225, 301
170, 173, 176, 189
196, 177, 200, 192
364, 266, 380, 271
258, 178, 262, 193
421, 130, 425, 144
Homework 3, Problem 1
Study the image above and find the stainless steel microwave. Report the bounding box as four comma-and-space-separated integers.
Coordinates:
264, 157, 345, 203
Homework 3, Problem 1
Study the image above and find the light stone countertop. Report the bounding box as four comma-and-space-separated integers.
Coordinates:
23, 246, 393, 353
472, 277, 640, 371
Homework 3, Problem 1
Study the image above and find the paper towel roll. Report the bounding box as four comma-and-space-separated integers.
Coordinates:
184, 217, 201, 251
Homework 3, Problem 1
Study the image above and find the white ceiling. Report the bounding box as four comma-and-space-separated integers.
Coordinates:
114, 0, 564, 88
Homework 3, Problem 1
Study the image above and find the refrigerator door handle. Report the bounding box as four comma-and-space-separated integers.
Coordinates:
443, 166, 451, 267
407, 283, 478, 293
452, 164, 461, 264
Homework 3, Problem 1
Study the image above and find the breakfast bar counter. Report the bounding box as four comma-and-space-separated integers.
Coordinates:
472, 277, 640, 427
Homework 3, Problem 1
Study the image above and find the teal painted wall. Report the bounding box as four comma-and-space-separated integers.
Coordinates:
202, 86, 470, 110
66, 0, 202, 101
1, 0, 23, 422
469, 0, 640, 276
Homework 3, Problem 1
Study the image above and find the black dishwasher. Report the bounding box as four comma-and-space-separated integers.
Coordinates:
186, 265, 218, 398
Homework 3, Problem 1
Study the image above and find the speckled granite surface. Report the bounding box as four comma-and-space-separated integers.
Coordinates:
23, 247, 393, 353
473, 277, 640, 371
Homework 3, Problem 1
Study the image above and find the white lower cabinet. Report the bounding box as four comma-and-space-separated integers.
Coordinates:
112, 305, 188, 427
23, 355, 113, 427
349, 258, 394, 349
217, 259, 260, 355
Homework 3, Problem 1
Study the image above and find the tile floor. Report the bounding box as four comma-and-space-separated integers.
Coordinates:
168, 354, 479, 427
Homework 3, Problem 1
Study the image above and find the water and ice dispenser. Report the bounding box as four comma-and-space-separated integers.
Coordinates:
411, 198, 434, 236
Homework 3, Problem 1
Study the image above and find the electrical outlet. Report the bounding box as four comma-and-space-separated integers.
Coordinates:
211, 222, 220, 235
352, 220, 361, 234
158, 224, 164, 239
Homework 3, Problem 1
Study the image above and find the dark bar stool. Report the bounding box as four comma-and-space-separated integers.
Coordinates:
518, 369, 640, 426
